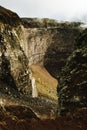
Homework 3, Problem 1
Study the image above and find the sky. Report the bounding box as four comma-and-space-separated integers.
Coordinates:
0, 0, 87, 22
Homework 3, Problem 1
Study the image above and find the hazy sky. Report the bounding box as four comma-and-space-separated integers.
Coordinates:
0, 0, 87, 22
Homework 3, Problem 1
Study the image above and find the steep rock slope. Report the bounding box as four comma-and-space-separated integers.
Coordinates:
0, 6, 31, 95
0, 6, 84, 99
20, 18, 82, 100
0, 7, 58, 118
0, 6, 87, 122
0, 6, 21, 26
20, 26, 53, 65
58, 29, 87, 115
44, 25, 81, 78
22, 18, 81, 78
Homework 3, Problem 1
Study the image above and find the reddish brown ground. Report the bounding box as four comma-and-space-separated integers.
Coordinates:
0, 105, 87, 130
30, 64, 58, 99
30, 65, 58, 89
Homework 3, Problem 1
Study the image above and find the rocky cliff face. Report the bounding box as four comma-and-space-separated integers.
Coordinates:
19, 19, 82, 100
20, 27, 52, 65
0, 6, 31, 95
58, 29, 87, 115
22, 18, 81, 78
0, 6, 83, 97
0, 6, 87, 122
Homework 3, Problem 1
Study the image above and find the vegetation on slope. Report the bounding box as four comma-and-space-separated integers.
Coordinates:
44, 25, 80, 78
58, 29, 87, 115
30, 65, 58, 100
22, 17, 81, 28
0, 6, 21, 26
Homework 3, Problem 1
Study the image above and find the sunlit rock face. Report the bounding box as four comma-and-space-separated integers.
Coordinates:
20, 27, 53, 65
58, 29, 87, 115
0, 6, 31, 95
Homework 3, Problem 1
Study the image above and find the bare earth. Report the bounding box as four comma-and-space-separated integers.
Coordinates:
30, 64, 58, 99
